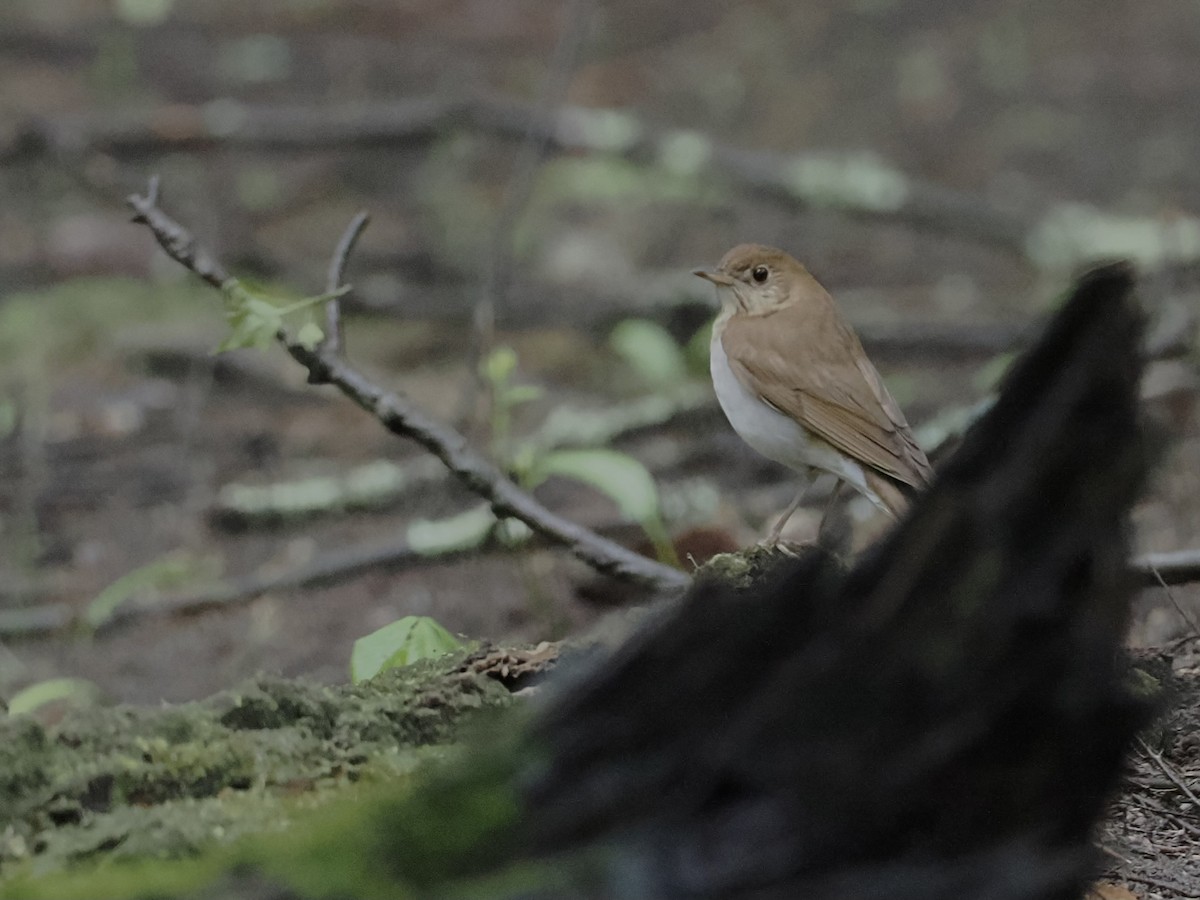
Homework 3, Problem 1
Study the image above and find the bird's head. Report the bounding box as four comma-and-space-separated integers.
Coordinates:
694, 244, 810, 315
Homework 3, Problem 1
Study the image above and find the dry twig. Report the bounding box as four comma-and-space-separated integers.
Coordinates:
1137, 737, 1200, 814
317, 209, 370, 362
127, 178, 690, 595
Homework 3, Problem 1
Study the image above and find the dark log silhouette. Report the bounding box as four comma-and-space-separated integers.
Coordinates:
518, 261, 1154, 899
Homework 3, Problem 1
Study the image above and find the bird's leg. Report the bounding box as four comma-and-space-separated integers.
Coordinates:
764, 483, 810, 548
817, 480, 843, 533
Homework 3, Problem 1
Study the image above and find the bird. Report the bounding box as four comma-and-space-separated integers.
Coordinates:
694, 244, 932, 545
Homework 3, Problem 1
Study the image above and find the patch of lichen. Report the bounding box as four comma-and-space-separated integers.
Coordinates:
695, 544, 819, 589
0, 651, 513, 887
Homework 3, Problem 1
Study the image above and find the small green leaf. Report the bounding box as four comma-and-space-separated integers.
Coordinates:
483, 346, 518, 386
219, 284, 285, 351
495, 518, 533, 546
296, 321, 325, 350
510, 442, 538, 483
530, 449, 681, 567
609, 319, 688, 387
217, 280, 347, 353
406, 504, 496, 556
530, 449, 659, 525
350, 616, 464, 683
276, 286, 348, 315
85, 551, 220, 630
8, 678, 102, 717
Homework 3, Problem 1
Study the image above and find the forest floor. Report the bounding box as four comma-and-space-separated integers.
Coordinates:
1, 1, 1199, 895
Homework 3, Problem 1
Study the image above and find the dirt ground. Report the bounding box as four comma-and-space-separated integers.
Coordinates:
1, 1, 1199, 896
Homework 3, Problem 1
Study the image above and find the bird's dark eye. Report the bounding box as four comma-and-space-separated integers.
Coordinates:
751, 266, 769, 284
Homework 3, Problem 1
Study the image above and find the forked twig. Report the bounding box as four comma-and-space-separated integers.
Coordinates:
126, 179, 689, 594
319, 209, 370, 362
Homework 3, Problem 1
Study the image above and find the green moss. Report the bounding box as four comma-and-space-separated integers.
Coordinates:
3, 854, 226, 900
0, 653, 514, 888
695, 545, 794, 588
0, 716, 533, 900
0, 716, 52, 815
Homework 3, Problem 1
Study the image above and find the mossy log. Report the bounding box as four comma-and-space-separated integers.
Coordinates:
0, 653, 515, 886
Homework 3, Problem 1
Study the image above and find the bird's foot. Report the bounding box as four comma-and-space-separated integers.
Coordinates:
755, 536, 810, 558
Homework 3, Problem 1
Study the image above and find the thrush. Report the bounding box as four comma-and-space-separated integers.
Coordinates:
695, 244, 932, 545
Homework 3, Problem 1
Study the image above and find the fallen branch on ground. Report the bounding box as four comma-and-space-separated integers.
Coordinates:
0, 504, 667, 640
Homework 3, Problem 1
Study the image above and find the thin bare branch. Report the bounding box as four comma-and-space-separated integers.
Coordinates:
318, 210, 370, 364
128, 177, 231, 290
126, 180, 690, 594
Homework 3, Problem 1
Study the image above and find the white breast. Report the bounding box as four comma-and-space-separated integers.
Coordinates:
710, 327, 874, 497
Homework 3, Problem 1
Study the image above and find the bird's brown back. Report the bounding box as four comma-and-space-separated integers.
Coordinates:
720, 283, 932, 493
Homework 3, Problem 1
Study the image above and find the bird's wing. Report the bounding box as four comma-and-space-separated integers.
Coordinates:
721, 302, 932, 489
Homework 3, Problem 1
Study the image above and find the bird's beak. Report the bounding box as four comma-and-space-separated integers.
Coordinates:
694, 269, 735, 287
